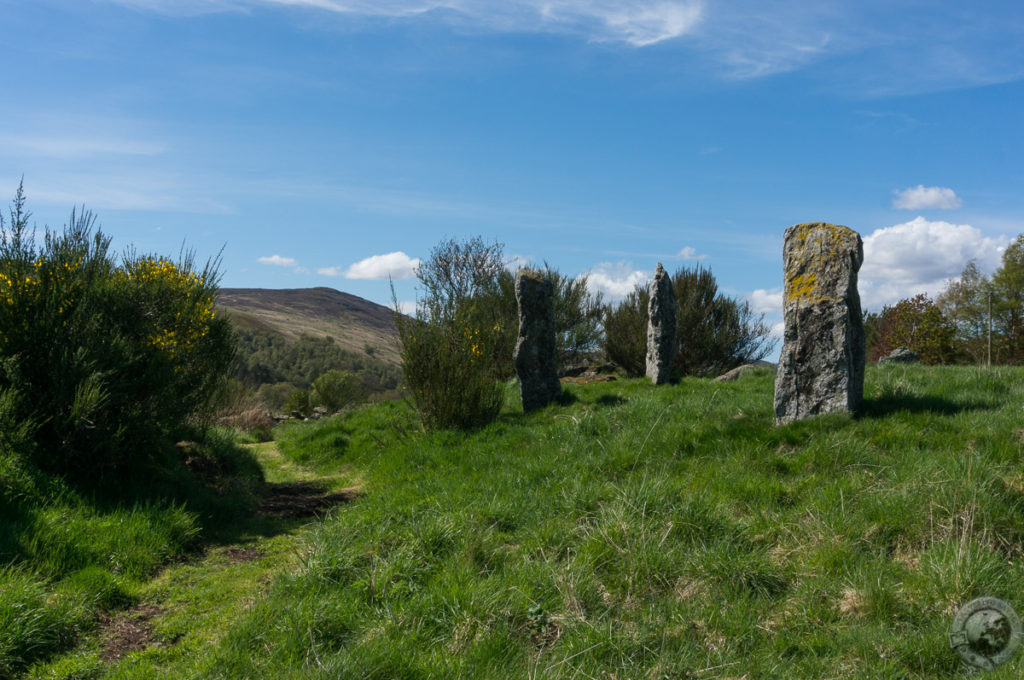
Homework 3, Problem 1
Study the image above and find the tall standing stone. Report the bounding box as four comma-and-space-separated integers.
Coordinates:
514, 269, 561, 412
774, 222, 865, 424
646, 262, 677, 384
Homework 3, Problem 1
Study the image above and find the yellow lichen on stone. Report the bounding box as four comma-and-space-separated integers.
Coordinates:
786, 271, 821, 305
783, 223, 858, 306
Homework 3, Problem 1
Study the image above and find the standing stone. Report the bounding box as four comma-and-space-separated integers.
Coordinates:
646, 263, 677, 384
514, 269, 561, 412
774, 223, 865, 424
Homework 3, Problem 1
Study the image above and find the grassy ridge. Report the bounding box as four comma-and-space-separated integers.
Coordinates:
18, 364, 1024, 678
140, 364, 1024, 679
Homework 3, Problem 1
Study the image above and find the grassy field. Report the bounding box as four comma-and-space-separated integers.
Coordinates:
13, 364, 1024, 678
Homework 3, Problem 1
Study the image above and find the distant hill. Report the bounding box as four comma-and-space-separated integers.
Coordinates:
217, 287, 400, 366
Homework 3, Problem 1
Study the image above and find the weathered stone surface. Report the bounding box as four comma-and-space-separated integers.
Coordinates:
713, 363, 762, 383
878, 347, 918, 364
645, 262, 677, 384
514, 269, 561, 412
774, 223, 865, 424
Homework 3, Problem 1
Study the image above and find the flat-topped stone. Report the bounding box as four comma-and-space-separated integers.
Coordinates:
774, 222, 865, 424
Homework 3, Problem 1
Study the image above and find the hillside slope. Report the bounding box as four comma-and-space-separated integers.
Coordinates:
217, 287, 400, 365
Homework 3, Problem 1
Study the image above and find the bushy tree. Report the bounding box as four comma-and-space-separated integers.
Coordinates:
673, 266, 772, 377
867, 294, 958, 364
602, 265, 773, 378
992, 235, 1024, 362
0, 185, 233, 478
395, 238, 506, 429
936, 260, 992, 364
312, 369, 362, 412
602, 286, 649, 377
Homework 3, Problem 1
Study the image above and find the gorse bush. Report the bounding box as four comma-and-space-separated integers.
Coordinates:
0, 184, 233, 478
603, 264, 773, 378
396, 297, 505, 430
395, 237, 507, 429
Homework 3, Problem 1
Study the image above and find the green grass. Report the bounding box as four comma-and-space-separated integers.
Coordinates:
18, 364, 1024, 678
0, 429, 265, 679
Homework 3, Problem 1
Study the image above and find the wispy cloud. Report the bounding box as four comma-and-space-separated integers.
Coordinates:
0, 134, 165, 159
102, 0, 1024, 91
675, 246, 707, 260
344, 251, 420, 280
258, 254, 298, 266
107, 0, 705, 46
892, 185, 962, 211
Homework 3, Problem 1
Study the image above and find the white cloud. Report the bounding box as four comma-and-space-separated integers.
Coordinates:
892, 185, 962, 211
749, 288, 782, 316
859, 217, 1006, 310
345, 251, 420, 280
584, 262, 649, 301
395, 300, 418, 316
317, 266, 343, 276
258, 254, 298, 267
505, 253, 533, 272
675, 246, 707, 260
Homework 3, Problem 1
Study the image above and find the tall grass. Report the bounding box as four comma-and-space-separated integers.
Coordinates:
160, 364, 1024, 679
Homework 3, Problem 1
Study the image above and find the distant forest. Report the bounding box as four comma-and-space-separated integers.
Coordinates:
231, 328, 402, 410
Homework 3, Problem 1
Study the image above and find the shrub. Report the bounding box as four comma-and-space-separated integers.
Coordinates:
602, 265, 773, 378
0, 185, 234, 479
395, 238, 505, 429
602, 286, 649, 377
312, 369, 363, 412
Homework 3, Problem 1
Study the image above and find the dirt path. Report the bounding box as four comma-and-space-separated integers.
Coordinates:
92, 442, 360, 673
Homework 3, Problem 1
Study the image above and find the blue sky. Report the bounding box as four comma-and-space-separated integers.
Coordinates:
3, 0, 1024, 345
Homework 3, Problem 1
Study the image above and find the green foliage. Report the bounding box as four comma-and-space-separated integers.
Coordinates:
0, 184, 234, 478
233, 328, 401, 398
395, 238, 506, 429
673, 265, 773, 376
602, 265, 773, 377
312, 369, 363, 412
602, 285, 648, 377
992, 234, 1024, 362
868, 294, 959, 364
936, 259, 992, 364
284, 389, 313, 417
396, 303, 505, 430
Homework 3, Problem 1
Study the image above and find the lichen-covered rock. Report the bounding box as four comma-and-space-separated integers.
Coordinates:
774, 223, 865, 424
646, 262, 677, 384
514, 269, 561, 412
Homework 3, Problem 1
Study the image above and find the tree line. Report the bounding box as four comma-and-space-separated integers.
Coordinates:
866, 235, 1024, 365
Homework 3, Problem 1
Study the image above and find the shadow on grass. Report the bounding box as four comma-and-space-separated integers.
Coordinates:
595, 394, 627, 407
858, 393, 995, 418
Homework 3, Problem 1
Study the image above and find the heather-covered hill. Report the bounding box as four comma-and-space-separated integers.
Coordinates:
217, 287, 400, 366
